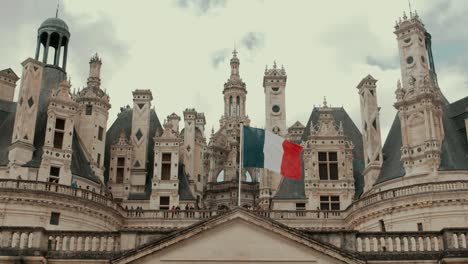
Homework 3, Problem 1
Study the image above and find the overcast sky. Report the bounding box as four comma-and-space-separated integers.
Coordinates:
1, 0, 467, 142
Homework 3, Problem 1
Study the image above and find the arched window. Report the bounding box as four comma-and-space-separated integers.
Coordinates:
216, 170, 225, 182
236, 96, 240, 116
229, 96, 233, 116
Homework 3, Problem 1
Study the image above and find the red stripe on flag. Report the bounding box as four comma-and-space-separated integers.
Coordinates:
280, 140, 303, 180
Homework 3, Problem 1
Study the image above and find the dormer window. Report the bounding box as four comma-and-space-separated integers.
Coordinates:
318, 152, 338, 180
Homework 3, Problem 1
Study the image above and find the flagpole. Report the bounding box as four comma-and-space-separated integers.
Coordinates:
238, 122, 243, 207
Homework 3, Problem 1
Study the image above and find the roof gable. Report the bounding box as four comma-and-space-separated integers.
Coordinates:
113, 208, 362, 264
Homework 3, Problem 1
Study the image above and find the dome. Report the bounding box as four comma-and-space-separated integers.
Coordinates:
39, 17, 70, 35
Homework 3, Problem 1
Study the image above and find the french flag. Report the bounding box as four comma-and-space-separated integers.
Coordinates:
242, 126, 303, 180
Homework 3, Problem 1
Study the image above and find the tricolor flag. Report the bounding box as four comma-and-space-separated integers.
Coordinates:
242, 126, 303, 180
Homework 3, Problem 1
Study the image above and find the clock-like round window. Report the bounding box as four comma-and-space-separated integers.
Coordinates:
272, 105, 280, 113
406, 56, 414, 64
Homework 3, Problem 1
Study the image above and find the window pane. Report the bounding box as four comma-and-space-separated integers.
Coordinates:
162, 153, 171, 162
160, 196, 170, 207
331, 203, 340, 211
50, 212, 60, 225
319, 164, 328, 180
85, 105, 92, 115
331, 196, 340, 201
320, 203, 330, 210
53, 131, 64, 149
55, 118, 65, 130
329, 152, 338, 161
320, 196, 329, 202
116, 168, 124, 183
161, 164, 171, 180
318, 152, 327, 161
117, 157, 125, 167
329, 163, 338, 180
50, 167, 60, 177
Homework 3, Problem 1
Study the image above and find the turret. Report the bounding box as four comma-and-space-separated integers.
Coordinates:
393, 11, 444, 175
357, 74, 382, 193
264, 61, 287, 136
0, 68, 19, 102
75, 54, 111, 182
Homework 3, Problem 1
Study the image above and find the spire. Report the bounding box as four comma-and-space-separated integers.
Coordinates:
323, 96, 328, 108
229, 48, 240, 79
87, 53, 102, 89
55, 0, 60, 18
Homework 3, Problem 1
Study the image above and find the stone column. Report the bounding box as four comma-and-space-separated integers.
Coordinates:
35, 36, 41, 60
42, 33, 51, 63
54, 35, 63, 67
63, 43, 68, 71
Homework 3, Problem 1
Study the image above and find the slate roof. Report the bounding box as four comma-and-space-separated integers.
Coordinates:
178, 164, 196, 201
376, 96, 468, 184
274, 107, 365, 200
0, 99, 17, 166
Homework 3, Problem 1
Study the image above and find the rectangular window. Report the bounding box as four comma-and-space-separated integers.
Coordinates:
320, 195, 340, 211
159, 196, 170, 210
116, 168, 124, 183
116, 157, 125, 183
53, 118, 65, 149
161, 153, 171, 180
50, 166, 60, 177
49, 166, 60, 183
296, 203, 306, 210
117, 157, 125, 167
417, 223, 423, 231
162, 153, 171, 162
318, 152, 339, 180
161, 164, 171, 180
50, 212, 60, 225
85, 105, 92, 115
97, 153, 101, 167
379, 219, 386, 232
98, 126, 104, 141
55, 118, 65, 130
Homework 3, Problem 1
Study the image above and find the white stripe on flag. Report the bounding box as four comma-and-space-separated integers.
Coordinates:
263, 130, 284, 174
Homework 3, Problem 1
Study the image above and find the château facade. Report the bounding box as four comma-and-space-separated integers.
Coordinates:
0, 9, 467, 264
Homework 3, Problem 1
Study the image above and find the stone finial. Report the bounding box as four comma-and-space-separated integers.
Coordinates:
323, 96, 328, 108
232, 48, 238, 58
273, 60, 277, 69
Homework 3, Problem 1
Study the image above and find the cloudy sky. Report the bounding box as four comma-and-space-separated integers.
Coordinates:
1, 0, 467, 141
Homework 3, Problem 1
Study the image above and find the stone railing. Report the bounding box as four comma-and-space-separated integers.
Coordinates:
205, 181, 258, 192
125, 209, 221, 219
2, 226, 468, 260
356, 232, 443, 252
46, 231, 121, 252
0, 227, 121, 254
254, 210, 343, 220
